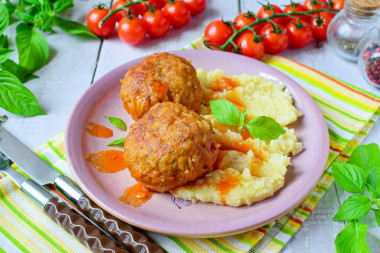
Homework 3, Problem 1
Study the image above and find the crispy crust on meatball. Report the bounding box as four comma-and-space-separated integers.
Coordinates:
120, 53, 203, 120
124, 102, 219, 192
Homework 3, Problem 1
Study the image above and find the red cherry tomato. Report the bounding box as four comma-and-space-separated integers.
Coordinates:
304, 0, 328, 10
86, 7, 116, 37
204, 20, 234, 48
310, 12, 335, 41
283, 3, 310, 22
129, 1, 148, 16
233, 12, 262, 33
332, 0, 345, 10
257, 4, 286, 26
143, 9, 170, 38
164, 1, 191, 28
112, 0, 128, 22
148, 0, 166, 9
236, 33, 265, 59
183, 0, 207, 16
259, 23, 289, 54
286, 20, 313, 48
117, 16, 146, 45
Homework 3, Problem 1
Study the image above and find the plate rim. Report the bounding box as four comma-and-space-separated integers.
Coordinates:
65, 49, 330, 237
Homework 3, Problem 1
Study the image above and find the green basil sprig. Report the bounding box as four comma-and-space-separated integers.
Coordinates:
332, 143, 380, 253
209, 99, 285, 141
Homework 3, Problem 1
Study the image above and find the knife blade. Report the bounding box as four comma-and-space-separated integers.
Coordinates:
0, 126, 164, 253
0, 161, 128, 253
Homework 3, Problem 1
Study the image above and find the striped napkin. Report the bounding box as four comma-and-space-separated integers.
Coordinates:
1, 38, 380, 253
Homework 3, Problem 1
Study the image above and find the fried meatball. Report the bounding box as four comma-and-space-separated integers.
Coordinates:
124, 102, 219, 192
120, 53, 203, 120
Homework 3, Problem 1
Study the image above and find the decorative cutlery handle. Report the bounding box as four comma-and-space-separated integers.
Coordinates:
77, 195, 165, 253
44, 198, 128, 253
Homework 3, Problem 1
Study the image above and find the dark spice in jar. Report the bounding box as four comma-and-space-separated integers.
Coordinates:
362, 42, 380, 86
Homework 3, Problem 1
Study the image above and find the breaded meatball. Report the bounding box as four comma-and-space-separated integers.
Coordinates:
120, 53, 203, 120
124, 102, 219, 192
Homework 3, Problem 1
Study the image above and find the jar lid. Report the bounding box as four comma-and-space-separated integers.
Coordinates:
350, 0, 380, 11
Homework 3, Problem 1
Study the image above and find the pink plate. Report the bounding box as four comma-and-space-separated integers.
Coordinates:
65, 50, 329, 237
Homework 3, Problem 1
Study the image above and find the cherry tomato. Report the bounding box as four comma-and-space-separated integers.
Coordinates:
183, 0, 207, 16
236, 33, 265, 59
233, 12, 262, 33
283, 3, 310, 22
310, 12, 335, 41
304, 0, 328, 10
143, 9, 170, 38
117, 16, 146, 45
148, 0, 166, 9
259, 23, 289, 54
332, 0, 345, 10
129, 1, 148, 16
257, 4, 287, 26
86, 7, 116, 37
204, 20, 234, 48
164, 1, 191, 28
286, 20, 313, 48
112, 0, 128, 22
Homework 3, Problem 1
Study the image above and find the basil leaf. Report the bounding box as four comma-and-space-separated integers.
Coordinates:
0, 59, 19, 77
0, 70, 45, 116
53, 0, 73, 13
348, 143, 380, 176
104, 116, 127, 131
54, 17, 98, 38
332, 162, 366, 193
107, 137, 125, 147
0, 35, 8, 48
366, 169, 378, 198
333, 195, 372, 221
4, 1, 15, 19
16, 23, 49, 78
335, 220, 370, 253
374, 209, 380, 227
15, 11, 35, 23
23, 0, 41, 5
209, 100, 240, 126
245, 116, 285, 140
0, 3, 9, 35
0, 48, 13, 64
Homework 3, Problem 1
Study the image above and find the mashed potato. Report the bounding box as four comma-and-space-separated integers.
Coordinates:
170, 69, 302, 207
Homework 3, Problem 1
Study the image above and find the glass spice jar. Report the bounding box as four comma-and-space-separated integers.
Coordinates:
359, 39, 380, 89
327, 0, 380, 62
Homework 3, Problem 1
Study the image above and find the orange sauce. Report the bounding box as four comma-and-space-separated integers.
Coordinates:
218, 141, 252, 154
119, 182, 153, 207
240, 127, 252, 140
211, 77, 240, 92
216, 172, 240, 205
225, 90, 245, 114
86, 122, 113, 138
85, 150, 126, 173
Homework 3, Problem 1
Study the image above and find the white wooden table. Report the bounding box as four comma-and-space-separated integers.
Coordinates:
2, 0, 380, 252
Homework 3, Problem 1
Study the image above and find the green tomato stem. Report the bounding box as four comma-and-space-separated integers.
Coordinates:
99, 0, 151, 27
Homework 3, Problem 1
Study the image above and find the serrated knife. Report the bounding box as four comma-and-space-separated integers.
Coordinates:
0, 126, 164, 253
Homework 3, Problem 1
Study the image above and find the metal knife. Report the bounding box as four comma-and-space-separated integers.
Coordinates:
0, 126, 164, 253
0, 157, 128, 253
